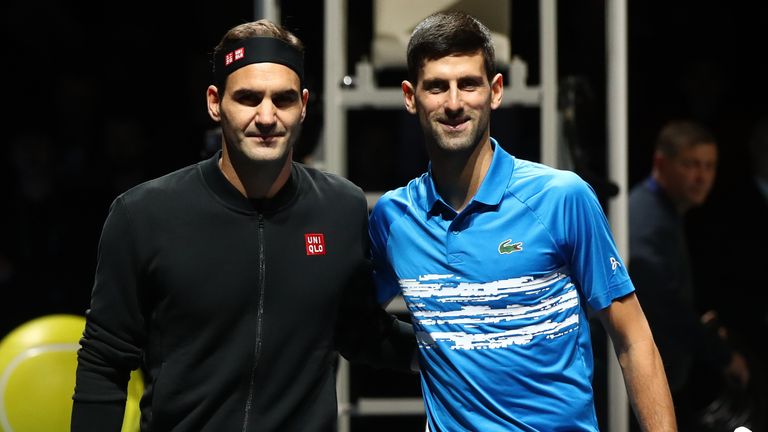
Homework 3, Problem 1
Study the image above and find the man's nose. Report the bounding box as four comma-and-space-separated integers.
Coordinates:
444, 87, 462, 113
255, 99, 277, 125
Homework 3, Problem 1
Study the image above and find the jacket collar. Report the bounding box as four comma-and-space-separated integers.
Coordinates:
200, 150, 300, 214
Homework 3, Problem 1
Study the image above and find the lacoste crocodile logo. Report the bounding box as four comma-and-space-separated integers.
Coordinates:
498, 239, 523, 254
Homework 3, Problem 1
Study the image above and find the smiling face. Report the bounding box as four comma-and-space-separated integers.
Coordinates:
208, 62, 308, 167
402, 51, 502, 157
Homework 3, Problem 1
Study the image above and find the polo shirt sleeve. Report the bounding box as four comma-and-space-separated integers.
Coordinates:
556, 173, 635, 312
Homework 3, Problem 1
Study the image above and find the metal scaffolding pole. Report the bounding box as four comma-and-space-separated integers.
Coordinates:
606, 0, 630, 431
253, 0, 279, 23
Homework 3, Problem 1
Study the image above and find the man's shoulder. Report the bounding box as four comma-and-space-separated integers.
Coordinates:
627, 179, 668, 212
116, 161, 204, 206
99, 160, 206, 228
294, 162, 365, 201
371, 174, 427, 216
510, 159, 590, 201
366, 176, 426, 246
628, 181, 646, 204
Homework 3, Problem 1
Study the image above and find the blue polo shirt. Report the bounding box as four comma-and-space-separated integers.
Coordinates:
369, 139, 635, 431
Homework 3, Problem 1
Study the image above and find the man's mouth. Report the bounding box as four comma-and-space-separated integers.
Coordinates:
248, 133, 285, 142
438, 118, 470, 131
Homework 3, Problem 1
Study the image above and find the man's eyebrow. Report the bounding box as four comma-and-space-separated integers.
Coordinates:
421, 75, 485, 86
458, 75, 485, 84
231, 88, 262, 98
230, 88, 299, 99
420, 78, 446, 87
272, 88, 300, 99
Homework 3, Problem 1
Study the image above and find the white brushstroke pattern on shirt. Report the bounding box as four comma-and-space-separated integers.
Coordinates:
400, 270, 579, 350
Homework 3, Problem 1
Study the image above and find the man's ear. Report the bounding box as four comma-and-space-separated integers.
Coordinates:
490, 73, 504, 110
300, 88, 309, 122
652, 150, 667, 171
207, 85, 222, 121
402, 80, 417, 114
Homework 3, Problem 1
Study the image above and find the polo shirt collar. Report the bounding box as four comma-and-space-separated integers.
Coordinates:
424, 137, 514, 214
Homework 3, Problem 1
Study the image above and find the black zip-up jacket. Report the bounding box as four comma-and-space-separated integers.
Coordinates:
71, 152, 415, 431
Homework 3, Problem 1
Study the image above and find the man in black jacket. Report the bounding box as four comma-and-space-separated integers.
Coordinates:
71, 19, 416, 431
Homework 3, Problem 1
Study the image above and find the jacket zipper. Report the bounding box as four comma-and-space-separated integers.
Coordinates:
242, 214, 266, 432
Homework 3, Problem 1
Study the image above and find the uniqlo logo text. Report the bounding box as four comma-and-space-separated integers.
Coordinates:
305, 233, 326, 256
224, 48, 245, 66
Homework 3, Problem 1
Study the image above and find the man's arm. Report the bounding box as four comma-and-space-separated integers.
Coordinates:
72, 197, 144, 431
71, 399, 127, 431
334, 260, 417, 372
597, 293, 677, 432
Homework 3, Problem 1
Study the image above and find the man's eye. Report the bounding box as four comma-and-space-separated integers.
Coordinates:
237, 95, 262, 106
273, 94, 298, 107
459, 79, 483, 90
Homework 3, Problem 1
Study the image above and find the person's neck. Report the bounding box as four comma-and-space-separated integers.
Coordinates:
219, 147, 292, 199
430, 138, 494, 212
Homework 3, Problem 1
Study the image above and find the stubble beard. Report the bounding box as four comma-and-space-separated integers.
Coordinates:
423, 111, 489, 156
222, 119, 301, 167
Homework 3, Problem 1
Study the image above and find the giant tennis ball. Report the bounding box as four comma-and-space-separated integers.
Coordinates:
0, 314, 143, 432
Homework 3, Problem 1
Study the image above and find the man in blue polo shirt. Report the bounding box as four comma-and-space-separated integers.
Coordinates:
369, 10, 676, 431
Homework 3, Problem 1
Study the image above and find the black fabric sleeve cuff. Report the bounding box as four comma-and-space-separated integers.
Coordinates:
71, 401, 127, 432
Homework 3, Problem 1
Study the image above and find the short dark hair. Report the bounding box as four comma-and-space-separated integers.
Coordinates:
406, 11, 496, 84
655, 120, 717, 158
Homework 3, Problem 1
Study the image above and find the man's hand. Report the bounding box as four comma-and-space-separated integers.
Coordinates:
725, 352, 750, 388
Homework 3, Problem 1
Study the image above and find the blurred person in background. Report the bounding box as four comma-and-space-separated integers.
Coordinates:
688, 115, 768, 431
629, 119, 751, 431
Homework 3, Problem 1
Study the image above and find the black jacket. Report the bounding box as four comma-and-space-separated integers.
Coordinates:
72, 152, 415, 431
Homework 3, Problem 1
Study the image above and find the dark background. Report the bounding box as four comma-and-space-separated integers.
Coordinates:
1, 0, 766, 429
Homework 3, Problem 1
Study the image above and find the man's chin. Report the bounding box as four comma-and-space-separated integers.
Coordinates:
242, 148, 288, 163
687, 195, 708, 207
435, 135, 473, 151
